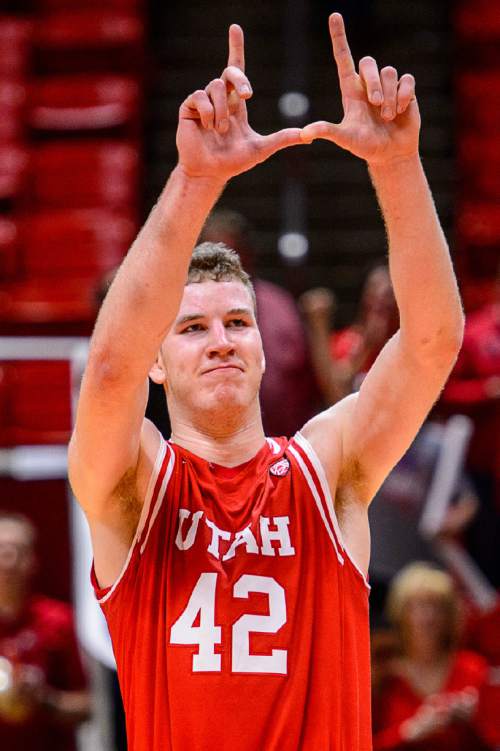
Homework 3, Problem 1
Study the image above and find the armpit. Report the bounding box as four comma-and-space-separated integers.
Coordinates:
112, 467, 142, 533
335, 455, 370, 512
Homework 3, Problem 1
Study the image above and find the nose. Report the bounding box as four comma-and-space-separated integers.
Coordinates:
206, 321, 235, 358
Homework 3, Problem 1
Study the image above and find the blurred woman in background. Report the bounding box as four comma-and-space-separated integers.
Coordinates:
372, 562, 491, 750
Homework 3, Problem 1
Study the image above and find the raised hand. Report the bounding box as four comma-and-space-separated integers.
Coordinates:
400, 701, 451, 742
302, 13, 420, 166
177, 25, 303, 181
300, 287, 337, 329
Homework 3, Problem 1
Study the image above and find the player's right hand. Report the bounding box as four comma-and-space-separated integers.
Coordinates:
176, 24, 303, 182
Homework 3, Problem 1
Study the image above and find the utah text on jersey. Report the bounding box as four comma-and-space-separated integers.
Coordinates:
175, 510, 296, 561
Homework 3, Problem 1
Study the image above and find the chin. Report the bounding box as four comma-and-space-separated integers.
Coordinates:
197, 380, 257, 414
207, 384, 248, 409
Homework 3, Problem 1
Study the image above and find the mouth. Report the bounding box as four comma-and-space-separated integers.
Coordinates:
201, 365, 244, 375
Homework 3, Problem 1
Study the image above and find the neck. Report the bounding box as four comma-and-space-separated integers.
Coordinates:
405, 641, 447, 666
170, 403, 266, 467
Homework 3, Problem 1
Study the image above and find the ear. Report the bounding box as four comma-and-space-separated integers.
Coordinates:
149, 354, 167, 385
261, 352, 266, 374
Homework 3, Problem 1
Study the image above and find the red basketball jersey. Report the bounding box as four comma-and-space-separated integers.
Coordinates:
91, 433, 372, 750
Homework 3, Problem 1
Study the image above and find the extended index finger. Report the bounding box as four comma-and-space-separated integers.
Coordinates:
228, 23, 245, 72
329, 13, 356, 86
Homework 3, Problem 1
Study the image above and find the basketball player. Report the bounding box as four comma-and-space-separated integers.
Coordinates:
68, 14, 464, 751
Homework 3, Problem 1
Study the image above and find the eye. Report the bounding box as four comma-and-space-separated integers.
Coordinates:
182, 323, 204, 333
227, 318, 247, 327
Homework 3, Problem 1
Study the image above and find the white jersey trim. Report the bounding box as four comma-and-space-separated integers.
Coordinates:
266, 437, 281, 455
96, 439, 170, 605
288, 443, 344, 565
140, 441, 175, 555
294, 432, 370, 590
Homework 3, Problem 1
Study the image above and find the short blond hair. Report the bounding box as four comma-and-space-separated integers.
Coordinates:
187, 242, 256, 311
386, 562, 461, 650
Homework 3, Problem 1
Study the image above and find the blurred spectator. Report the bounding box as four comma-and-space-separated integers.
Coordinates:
368, 415, 478, 590
200, 209, 319, 436
465, 598, 500, 668
372, 562, 490, 750
441, 270, 500, 585
300, 265, 399, 404
464, 598, 500, 750
0, 512, 90, 751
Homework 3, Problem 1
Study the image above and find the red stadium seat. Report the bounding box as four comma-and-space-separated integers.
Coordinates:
0, 360, 72, 445
457, 202, 500, 246
459, 277, 497, 313
31, 140, 140, 211
455, 0, 500, 41
0, 80, 27, 142
0, 144, 29, 202
458, 135, 500, 199
21, 208, 136, 277
456, 72, 500, 133
458, 135, 500, 170
0, 276, 97, 326
35, 0, 143, 9
0, 217, 20, 279
0, 16, 33, 79
34, 10, 144, 73
0, 364, 8, 445
29, 75, 140, 135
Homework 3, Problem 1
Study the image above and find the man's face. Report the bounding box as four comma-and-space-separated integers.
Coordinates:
156, 280, 265, 422
0, 521, 35, 586
363, 268, 396, 316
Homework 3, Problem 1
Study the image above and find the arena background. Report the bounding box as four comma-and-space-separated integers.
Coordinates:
0, 1, 498, 749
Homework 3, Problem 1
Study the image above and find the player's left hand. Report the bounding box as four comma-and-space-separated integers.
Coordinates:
301, 13, 420, 167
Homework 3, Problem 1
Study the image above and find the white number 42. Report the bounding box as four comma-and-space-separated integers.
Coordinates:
170, 573, 287, 674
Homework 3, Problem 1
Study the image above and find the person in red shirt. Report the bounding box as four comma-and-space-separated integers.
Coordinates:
300, 265, 399, 405
441, 278, 500, 587
465, 598, 500, 750
0, 512, 90, 751
372, 562, 490, 751
68, 14, 464, 751
442, 282, 500, 491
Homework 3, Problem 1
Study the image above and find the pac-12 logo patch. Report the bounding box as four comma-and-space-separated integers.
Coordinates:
270, 458, 290, 477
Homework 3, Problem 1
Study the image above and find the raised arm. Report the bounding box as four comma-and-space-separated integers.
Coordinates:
301, 14, 464, 571
69, 26, 303, 581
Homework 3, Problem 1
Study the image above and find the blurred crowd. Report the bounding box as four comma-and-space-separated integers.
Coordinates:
299, 235, 499, 750
299, 242, 499, 751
